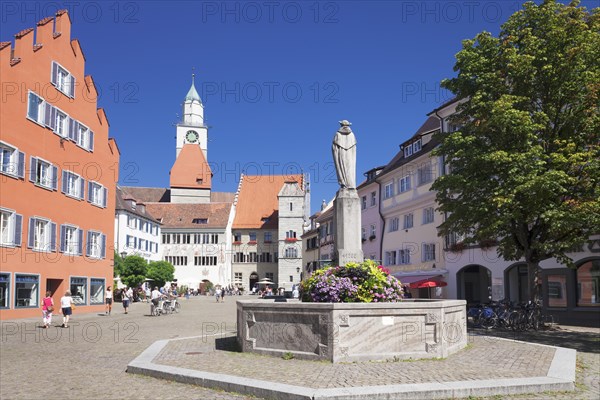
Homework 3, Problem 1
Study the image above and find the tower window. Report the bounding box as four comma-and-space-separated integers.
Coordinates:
289, 202, 293, 211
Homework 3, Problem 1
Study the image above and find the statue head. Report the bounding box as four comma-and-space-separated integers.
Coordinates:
339, 120, 352, 127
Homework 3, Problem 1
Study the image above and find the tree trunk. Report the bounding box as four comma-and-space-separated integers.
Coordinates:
527, 261, 540, 302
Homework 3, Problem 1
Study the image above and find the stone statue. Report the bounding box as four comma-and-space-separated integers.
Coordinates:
332, 120, 357, 189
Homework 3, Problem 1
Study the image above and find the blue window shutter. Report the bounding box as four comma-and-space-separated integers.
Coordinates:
145, 241, 148, 251
28, 218, 35, 248
51, 62, 58, 85
17, 152, 25, 179
49, 107, 57, 131
87, 181, 92, 202
14, 214, 22, 246
69, 75, 75, 98
50, 222, 57, 252
88, 131, 94, 152
100, 234, 106, 258
51, 166, 58, 191
68, 118, 76, 141
79, 178, 85, 200
27, 92, 36, 120
29, 157, 37, 182
86, 230, 92, 256
77, 229, 83, 255
134, 237, 137, 248
44, 103, 53, 127
61, 171, 67, 193
102, 187, 107, 208
60, 225, 66, 253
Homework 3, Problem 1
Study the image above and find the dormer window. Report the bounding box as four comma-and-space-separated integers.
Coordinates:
403, 144, 413, 158
130, 200, 136, 210
196, 178, 203, 184
261, 217, 270, 223
413, 139, 422, 153
192, 218, 208, 224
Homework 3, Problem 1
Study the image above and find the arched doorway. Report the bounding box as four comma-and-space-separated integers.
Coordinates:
457, 264, 491, 305
249, 272, 259, 292
575, 258, 600, 307
504, 263, 529, 303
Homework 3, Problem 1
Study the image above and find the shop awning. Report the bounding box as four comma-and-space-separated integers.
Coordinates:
410, 279, 448, 289
392, 274, 443, 284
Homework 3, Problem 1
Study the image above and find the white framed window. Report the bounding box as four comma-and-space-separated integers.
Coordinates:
27, 91, 45, 124
361, 196, 367, 210
87, 231, 106, 259
0, 142, 25, 179
384, 182, 394, 199
28, 217, 56, 252
385, 251, 397, 266
266, 272, 274, 281
361, 227, 366, 240
403, 213, 414, 229
398, 249, 411, 265
399, 175, 411, 193
370, 191, 376, 206
88, 181, 107, 207
370, 224, 376, 238
389, 217, 399, 232
77, 123, 88, 149
61, 171, 84, 200
413, 139, 422, 153
286, 230, 297, 239
55, 110, 68, 137
284, 246, 298, 258
60, 224, 82, 255
422, 243, 436, 262
234, 272, 243, 283
418, 163, 433, 186
127, 216, 137, 229
0, 208, 22, 247
51, 61, 75, 98
423, 207, 434, 224
29, 157, 57, 190
403, 144, 413, 158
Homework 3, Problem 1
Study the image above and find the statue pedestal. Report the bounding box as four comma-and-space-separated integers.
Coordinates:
333, 188, 364, 266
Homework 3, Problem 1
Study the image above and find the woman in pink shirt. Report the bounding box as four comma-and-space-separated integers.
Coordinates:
41, 291, 54, 329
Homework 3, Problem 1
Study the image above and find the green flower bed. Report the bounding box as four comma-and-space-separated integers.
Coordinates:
300, 260, 403, 303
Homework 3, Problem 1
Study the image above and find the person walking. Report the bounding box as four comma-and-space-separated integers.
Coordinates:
221, 287, 226, 303
105, 286, 113, 315
41, 291, 54, 329
60, 291, 74, 328
123, 286, 132, 314
150, 286, 161, 315
215, 287, 222, 303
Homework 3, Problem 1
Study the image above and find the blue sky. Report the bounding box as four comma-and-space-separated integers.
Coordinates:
3, 1, 594, 214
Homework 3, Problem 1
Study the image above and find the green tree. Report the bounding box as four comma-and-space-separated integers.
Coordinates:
113, 250, 124, 278
119, 255, 148, 288
432, 0, 600, 301
146, 261, 175, 288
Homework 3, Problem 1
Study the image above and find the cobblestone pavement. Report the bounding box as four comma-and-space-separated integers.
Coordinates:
1, 296, 598, 400
155, 335, 556, 388
0, 296, 252, 400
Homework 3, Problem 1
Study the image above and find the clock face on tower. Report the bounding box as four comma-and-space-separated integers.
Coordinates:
186, 130, 199, 143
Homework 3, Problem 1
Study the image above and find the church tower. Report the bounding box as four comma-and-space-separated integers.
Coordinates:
175, 75, 208, 159
170, 75, 212, 203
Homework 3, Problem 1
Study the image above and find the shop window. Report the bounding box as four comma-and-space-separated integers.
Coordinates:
70, 277, 87, 305
15, 274, 39, 307
90, 278, 105, 305
547, 275, 567, 307
0, 273, 9, 308
577, 261, 600, 307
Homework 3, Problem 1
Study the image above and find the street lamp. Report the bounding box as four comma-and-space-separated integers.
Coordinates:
120, 251, 127, 259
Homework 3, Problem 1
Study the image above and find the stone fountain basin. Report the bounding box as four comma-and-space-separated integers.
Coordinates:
237, 299, 467, 363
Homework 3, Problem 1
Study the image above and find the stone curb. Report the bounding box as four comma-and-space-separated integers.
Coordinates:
126, 335, 575, 400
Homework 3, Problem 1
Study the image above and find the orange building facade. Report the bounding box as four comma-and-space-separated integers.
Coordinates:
0, 11, 119, 319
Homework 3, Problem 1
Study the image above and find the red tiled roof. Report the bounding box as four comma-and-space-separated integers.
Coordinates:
37, 16, 54, 26
116, 187, 161, 223
15, 28, 33, 39
56, 9, 68, 16
233, 175, 302, 229
145, 203, 232, 229
170, 144, 212, 189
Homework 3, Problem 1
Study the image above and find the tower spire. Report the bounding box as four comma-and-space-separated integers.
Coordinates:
185, 69, 202, 103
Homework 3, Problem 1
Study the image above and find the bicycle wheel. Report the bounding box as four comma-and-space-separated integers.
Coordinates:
174, 302, 181, 313
153, 306, 161, 316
